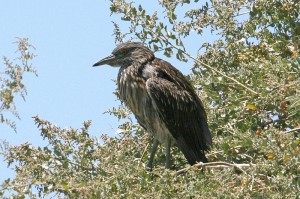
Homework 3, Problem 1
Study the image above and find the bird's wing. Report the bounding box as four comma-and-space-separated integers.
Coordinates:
145, 59, 212, 164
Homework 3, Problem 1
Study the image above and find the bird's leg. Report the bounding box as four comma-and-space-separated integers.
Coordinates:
147, 139, 159, 169
165, 138, 171, 169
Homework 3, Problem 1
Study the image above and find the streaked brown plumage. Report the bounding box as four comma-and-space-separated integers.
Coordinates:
93, 42, 212, 168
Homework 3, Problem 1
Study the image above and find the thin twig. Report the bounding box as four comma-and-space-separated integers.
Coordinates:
169, 42, 260, 95
235, 11, 250, 17
176, 161, 256, 175
149, 30, 260, 96
137, 143, 149, 169
285, 127, 300, 134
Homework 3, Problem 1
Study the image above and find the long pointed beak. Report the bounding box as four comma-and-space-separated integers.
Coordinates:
93, 54, 116, 67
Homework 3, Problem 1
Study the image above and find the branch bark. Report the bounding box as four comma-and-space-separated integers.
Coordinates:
176, 161, 256, 175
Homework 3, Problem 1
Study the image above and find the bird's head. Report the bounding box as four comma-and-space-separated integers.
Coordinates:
93, 42, 154, 67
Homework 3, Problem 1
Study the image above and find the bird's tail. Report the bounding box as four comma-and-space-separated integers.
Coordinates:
176, 136, 209, 165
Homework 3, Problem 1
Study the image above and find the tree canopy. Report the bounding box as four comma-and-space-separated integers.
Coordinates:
0, 38, 37, 131
1, 0, 299, 198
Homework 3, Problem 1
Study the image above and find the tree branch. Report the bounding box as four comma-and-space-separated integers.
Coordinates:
285, 127, 300, 134
176, 161, 256, 175
150, 30, 260, 96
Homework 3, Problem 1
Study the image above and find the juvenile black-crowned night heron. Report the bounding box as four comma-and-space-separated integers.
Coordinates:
93, 42, 212, 169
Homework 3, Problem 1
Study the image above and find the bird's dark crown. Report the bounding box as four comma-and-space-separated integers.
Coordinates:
93, 42, 155, 67
113, 42, 155, 66
112, 42, 145, 55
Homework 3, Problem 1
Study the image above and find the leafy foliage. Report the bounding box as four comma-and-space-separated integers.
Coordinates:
1, 0, 300, 198
0, 38, 37, 131
0, 116, 298, 198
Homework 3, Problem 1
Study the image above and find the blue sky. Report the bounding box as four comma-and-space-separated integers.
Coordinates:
0, 1, 121, 139
0, 0, 211, 184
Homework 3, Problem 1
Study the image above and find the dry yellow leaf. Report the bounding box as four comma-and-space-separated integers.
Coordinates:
265, 154, 274, 160
256, 128, 262, 136
246, 103, 257, 110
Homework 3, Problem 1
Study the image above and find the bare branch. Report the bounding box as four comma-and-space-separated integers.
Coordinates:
285, 127, 300, 134
176, 161, 256, 175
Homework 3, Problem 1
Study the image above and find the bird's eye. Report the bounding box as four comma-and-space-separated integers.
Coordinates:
116, 49, 128, 57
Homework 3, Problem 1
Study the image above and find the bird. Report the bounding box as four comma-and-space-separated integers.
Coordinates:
93, 42, 212, 169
